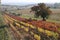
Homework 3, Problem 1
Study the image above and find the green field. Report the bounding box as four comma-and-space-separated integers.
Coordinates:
0, 12, 8, 40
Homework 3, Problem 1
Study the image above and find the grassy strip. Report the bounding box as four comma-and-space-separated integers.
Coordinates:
47, 19, 60, 23
0, 28, 5, 40
0, 12, 9, 40
0, 28, 9, 40
4, 27, 12, 40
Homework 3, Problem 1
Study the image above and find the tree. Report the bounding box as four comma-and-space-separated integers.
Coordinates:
17, 14, 22, 16
31, 3, 52, 21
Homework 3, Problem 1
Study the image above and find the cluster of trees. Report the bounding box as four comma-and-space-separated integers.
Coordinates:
31, 3, 52, 21
12, 13, 22, 16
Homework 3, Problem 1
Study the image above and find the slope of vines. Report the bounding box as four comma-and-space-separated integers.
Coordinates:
4, 13, 60, 40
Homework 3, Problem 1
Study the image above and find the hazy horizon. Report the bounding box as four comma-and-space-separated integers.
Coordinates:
1, 0, 60, 5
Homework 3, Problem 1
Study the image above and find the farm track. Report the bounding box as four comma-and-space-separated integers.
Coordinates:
3, 13, 60, 40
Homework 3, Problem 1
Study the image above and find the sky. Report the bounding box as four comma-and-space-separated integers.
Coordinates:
1, 0, 60, 5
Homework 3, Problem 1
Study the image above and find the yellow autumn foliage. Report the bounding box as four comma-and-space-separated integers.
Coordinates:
34, 34, 41, 40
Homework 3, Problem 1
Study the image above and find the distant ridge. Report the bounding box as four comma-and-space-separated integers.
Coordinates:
1, 3, 60, 9
1, 2, 37, 6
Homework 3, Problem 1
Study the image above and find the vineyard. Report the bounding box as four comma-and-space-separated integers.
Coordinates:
3, 13, 60, 40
